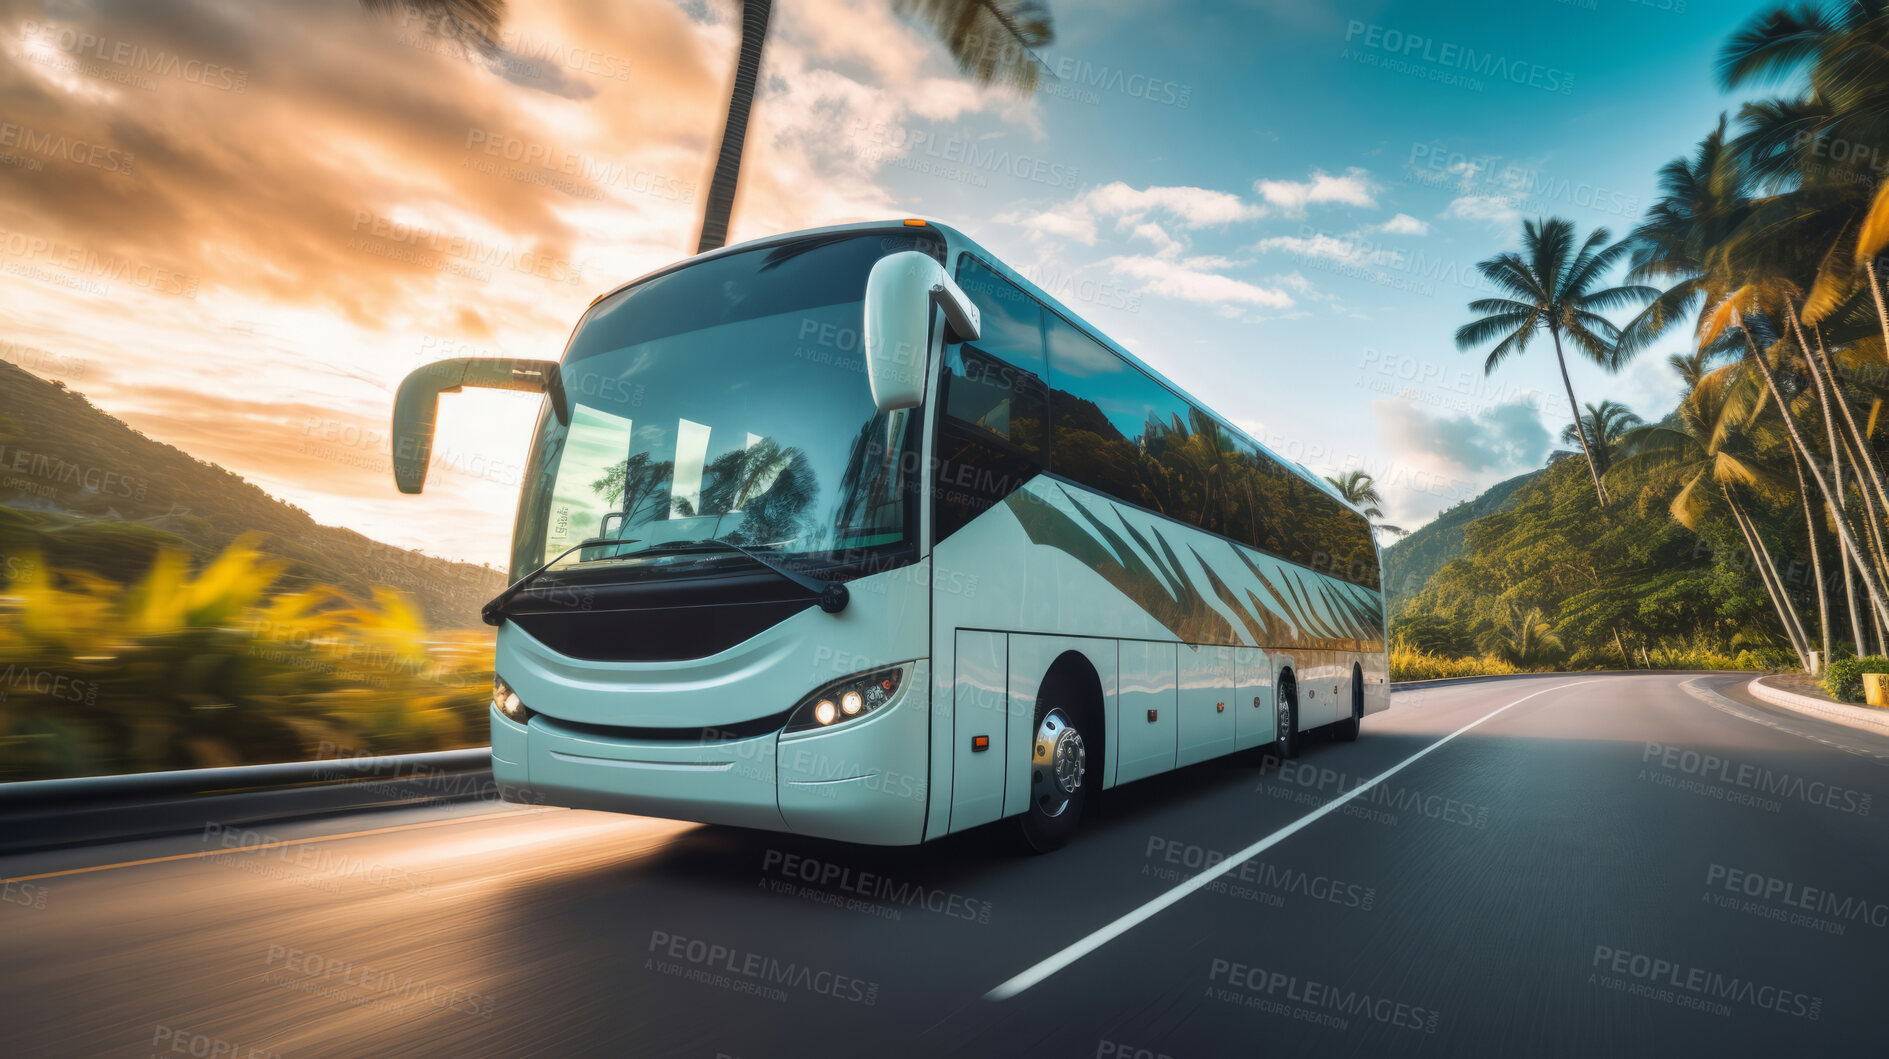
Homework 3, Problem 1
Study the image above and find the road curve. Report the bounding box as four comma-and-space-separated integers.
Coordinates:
3, 673, 1886, 1058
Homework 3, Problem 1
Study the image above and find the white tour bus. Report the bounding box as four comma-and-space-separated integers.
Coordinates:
392, 220, 1388, 851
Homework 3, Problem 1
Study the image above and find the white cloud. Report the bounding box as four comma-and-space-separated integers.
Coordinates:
1370, 396, 1549, 526
1002, 180, 1269, 247
1251, 232, 1401, 268
1104, 255, 1293, 308
1377, 213, 1429, 235
1254, 167, 1378, 216
1087, 182, 1266, 227
1444, 194, 1521, 229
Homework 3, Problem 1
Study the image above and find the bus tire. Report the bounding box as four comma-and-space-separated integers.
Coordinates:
1016, 681, 1093, 854
1335, 665, 1363, 743
1275, 672, 1300, 760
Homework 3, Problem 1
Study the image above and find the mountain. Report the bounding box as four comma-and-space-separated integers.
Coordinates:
1382, 469, 1541, 613
0, 358, 504, 627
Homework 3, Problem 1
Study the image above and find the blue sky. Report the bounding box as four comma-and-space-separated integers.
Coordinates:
0, 0, 1783, 566
847, 0, 1771, 530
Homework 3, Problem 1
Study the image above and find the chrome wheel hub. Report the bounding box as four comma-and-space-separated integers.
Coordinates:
1031, 708, 1086, 817
1277, 693, 1292, 744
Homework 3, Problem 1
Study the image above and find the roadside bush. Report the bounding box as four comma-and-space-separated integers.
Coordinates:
0, 538, 494, 781
1820, 656, 1889, 703
1389, 642, 1527, 682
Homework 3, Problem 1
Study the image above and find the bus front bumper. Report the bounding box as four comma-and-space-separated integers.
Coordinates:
489, 660, 931, 845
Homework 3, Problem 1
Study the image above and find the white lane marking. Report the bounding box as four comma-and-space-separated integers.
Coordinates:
984, 679, 1606, 1001
1680, 679, 1889, 763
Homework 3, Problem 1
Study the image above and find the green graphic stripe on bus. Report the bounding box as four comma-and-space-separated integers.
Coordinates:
1001, 483, 1381, 652
1005, 484, 1238, 645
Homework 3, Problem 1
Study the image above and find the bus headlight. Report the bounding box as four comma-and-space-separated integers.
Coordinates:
493, 676, 531, 723
785, 664, 910, 734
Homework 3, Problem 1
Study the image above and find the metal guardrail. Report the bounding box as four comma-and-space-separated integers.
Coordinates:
1, 670, 1750, 806
0, 748, 490, 809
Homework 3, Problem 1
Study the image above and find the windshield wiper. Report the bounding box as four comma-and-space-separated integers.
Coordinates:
638, 539, 850, 613
480, 537, 638, 627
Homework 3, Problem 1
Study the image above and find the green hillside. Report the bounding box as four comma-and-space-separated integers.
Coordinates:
0, 358, 504, 626
1382, 469, 1540, 612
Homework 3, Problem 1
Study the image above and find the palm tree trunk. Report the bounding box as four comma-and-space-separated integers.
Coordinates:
694, 0, 773, 254
1548, 328, 1609, 505
1725, 486, 1812, 670
1839, 526, 1862, 655
1790, 449, 1834, 665
1792, 298, 1889, 519
1742, 327, 1889, 628
1860, 500, 1889, 654
1743, 500, 1815, 667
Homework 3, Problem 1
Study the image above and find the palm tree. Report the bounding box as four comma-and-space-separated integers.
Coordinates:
1324, 470, 1406, 538
361, 2, 1056, 255
1698, 287, 1889, 631
1476, 602, 1564, 667
1617, 104, 1889, 636
361, 1, 505, 52
696, 0, 1055, 252
1613, 365, 1817, 670
1456, 218, 1657, 505
1558, 400, 1643, 475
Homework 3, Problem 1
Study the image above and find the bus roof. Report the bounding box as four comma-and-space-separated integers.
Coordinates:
587, 218, 1364, 519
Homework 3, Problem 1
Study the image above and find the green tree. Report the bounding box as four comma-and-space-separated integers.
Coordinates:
1558, 401, 1643, 475
1455, 217, 1656, 505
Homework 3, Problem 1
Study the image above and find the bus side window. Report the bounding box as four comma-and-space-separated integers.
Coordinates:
936, 258, 1049, 540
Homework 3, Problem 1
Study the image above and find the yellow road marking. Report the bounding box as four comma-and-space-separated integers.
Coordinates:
1, 807, 552, 883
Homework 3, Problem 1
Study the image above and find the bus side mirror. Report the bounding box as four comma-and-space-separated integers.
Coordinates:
392, 358, 566, 494
863, 251, 980, 412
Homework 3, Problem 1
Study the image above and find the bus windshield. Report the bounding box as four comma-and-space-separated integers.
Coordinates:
508, 230, 941, 580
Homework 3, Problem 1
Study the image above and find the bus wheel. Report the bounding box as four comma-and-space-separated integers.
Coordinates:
1275, 675, 1300, 760
1017, 701, 1089, 853
1335, 666, 1363, 743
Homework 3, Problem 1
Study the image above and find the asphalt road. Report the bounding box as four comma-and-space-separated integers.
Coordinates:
4, 673, 1887, 1058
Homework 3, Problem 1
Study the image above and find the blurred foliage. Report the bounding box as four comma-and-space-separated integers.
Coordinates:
0, 359, 504, 627
0, 537, 493, 781
1820, 656, 1889, 703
